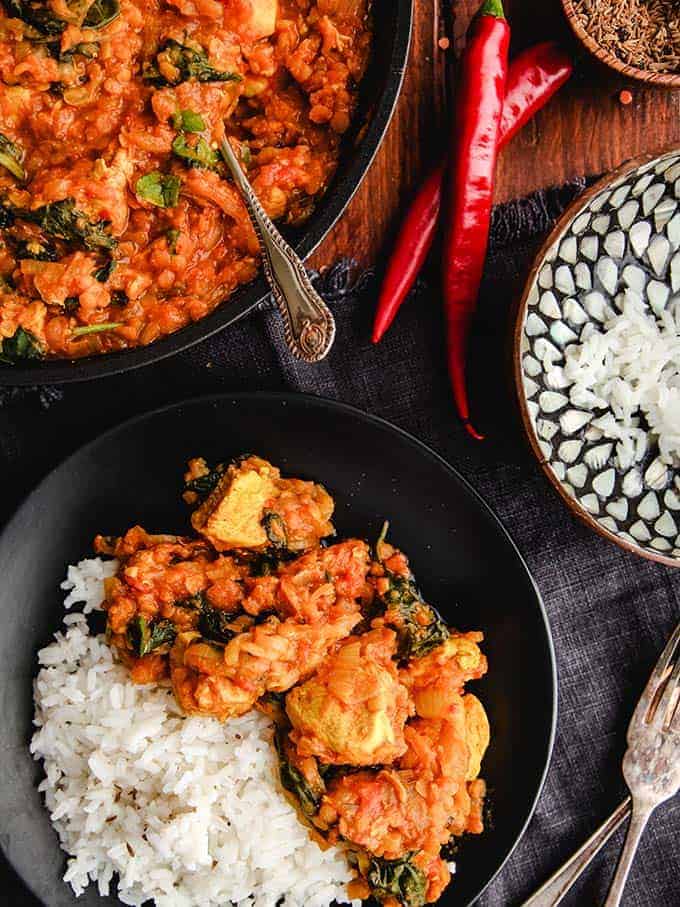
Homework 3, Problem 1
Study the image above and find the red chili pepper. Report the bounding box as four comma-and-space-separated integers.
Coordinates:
499, 41, 574, 145
441, 0, 509, 440
371, 40, 573, 345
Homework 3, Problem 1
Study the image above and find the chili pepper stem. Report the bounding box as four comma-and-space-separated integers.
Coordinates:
478, 0, 505, 18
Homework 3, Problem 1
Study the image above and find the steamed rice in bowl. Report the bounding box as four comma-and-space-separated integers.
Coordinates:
31, 557, 359, 906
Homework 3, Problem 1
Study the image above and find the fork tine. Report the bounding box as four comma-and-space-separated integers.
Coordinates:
655, 650, 680, 729
630, 622, 680, 728
671, 688, 680, 732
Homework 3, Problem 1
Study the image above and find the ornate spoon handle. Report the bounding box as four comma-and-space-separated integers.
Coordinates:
220, 139, 336, 363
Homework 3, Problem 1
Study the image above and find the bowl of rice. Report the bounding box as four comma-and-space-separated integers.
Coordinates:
515, 146, 680, 566
562, 0, 680, 89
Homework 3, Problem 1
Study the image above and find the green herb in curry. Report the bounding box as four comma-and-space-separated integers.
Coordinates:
172, 109, 206, 133
171, 134, 219, 170
11, 198, 117, 251
262, 511, 288, 549
0, 0, 120, 36
127, 616, 177, 657
198, 600, 238, 644
364, 854, 428, 907
135, 171, 181, 208
183, 462, 226, 499
15, 237, 58, 261
274, 728, 324, 818
0, 133, 26, 181
143, 39, 242, 87
0, 325, 43, 364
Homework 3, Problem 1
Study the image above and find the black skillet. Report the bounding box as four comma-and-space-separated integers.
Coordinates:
0, 0, 413, 386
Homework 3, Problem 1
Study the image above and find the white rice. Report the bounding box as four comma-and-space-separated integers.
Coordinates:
549, 291, 680, 469
32, 558, 357, 907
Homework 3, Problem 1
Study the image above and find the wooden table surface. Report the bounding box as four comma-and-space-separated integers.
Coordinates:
310, 0, 680, 272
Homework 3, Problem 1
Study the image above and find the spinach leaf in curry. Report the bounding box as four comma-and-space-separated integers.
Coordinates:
364, 854, 428, 907
373, 526, 450, 660
172, 109, 206, 133
143, 39, 242, 87
198, 600, 238, 645
0, 325, 44, 364
0, 0, 120, 36
182, 462, 226, 500
10, 198, 117, 251
82, 0, 119, 29
262, 511, 288, 549
93, 258, 116, 282
127, 616, 177, 657
378, 571, 450, 661
15, 237, 58, 261
135, 171, 181, 208
274, 728, 324, 818
0, 133, 26, 181
171, 134, 219, 170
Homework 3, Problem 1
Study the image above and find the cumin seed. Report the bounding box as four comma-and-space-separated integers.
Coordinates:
574, 0, 680, 74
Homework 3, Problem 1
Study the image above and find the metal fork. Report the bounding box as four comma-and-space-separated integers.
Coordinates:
522, 622, 680, 907
603, 621, 680, 906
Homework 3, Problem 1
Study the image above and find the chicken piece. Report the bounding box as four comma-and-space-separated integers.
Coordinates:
399, 632, 487, 720
170, 609, 361, 720
463, 693, 490, 781
188, 455, 334, 552
286, 628, 413, 765
190, 455, 279, 549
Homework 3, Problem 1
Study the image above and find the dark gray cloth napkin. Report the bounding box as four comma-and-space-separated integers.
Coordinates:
1, 180, 678, 907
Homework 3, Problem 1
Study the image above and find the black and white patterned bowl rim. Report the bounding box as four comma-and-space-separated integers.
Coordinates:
518, 148, 680, 565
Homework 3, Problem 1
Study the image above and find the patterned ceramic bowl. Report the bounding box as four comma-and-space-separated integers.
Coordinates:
515, 147, 680, 567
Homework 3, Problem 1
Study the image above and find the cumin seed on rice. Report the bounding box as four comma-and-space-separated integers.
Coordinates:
574, 0, 680, 74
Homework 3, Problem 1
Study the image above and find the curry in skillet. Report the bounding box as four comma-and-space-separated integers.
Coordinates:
94, 455, 491, 907
0, 0, 371, 362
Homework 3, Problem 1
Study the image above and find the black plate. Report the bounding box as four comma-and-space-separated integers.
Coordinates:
0, 0, 412, 386
0, 393, 556, 906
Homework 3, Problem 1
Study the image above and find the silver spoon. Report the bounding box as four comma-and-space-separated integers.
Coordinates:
219, 138, 336, 363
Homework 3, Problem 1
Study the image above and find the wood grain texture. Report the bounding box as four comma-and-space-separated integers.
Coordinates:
309, 0, 680, 272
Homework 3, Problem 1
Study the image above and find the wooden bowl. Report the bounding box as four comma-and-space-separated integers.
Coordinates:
561, 0, 680, 90
514, 146, 680, 568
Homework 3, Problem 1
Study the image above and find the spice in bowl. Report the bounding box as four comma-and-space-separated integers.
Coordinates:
574, 0, 680, 74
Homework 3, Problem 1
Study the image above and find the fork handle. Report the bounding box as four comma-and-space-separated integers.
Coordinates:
520, 798, 631, 907
603, 800, 653, 907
